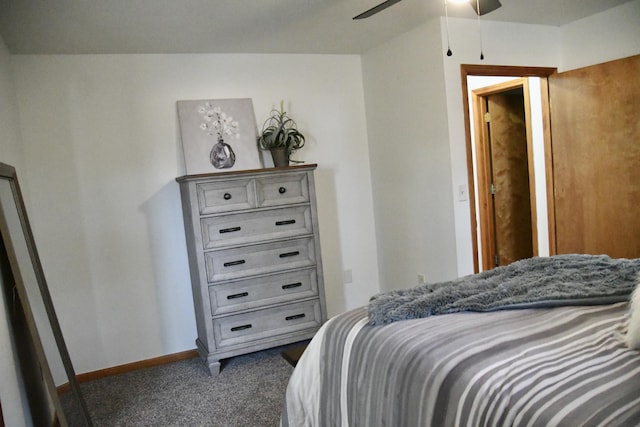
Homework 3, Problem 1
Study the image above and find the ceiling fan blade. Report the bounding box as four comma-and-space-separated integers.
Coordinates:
353, 0, 402, 20
470, 0, 502, 15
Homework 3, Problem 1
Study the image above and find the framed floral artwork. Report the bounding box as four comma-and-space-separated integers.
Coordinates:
177, 98, 263, 174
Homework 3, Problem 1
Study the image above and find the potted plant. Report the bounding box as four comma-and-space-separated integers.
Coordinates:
257, 101, 306, 167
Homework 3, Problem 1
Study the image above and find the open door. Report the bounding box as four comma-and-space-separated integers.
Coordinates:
472, 78, 535, 269
549, 54, 640, 257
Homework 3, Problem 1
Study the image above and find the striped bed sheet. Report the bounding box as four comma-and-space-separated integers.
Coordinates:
281, 302, 640, 427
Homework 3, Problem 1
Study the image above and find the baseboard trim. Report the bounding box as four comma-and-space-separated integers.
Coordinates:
77, 349, 199, 383
57, 349, 198, 394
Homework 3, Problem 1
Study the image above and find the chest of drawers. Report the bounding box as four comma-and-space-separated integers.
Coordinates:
176, 164, 327, 375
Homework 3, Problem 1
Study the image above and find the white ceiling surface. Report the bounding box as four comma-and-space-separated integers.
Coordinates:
0, 0, 634, 55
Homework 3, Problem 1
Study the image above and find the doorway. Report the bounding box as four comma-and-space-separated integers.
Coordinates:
472, 79, 534, 270
460, 65, 557, 273
461, 59, 640, 273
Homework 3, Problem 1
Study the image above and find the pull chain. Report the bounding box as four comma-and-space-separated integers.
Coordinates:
477, 0, 485, 60
444, 0, 453, 56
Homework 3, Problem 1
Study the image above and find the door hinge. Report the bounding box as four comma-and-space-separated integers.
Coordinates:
484, 112, 491, 122
494, 254, 500, 266
490, 183, 496, 195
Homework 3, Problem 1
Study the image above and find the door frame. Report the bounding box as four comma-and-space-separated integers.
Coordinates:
460, 65, 557, 273
472, 78, 537, 271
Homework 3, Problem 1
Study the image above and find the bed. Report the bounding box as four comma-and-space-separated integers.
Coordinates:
281, 255, 640, 427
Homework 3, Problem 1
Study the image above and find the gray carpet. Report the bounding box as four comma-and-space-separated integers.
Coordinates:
69, 344, 298, 426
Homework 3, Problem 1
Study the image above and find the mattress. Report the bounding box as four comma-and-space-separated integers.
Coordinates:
281, 302, 640, 426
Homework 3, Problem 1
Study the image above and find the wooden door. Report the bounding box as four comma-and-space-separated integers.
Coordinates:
549, 55, 640, 257
473, 78, 536, 270
487, 90, 534, 266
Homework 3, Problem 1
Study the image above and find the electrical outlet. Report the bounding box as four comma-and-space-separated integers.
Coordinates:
417, 274, 426, 284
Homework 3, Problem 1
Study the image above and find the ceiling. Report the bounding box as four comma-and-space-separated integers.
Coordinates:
0, 0, 633, 55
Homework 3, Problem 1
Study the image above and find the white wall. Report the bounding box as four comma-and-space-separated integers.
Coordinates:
362, 19, 459, 291
0, 40, 26, 171
0, 35, 32, 427
11, 54, 380, 374
560, 0, 640, 72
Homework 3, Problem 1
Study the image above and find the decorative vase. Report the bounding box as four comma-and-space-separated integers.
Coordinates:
210, 139, 236, 169
270, 148, 289, 167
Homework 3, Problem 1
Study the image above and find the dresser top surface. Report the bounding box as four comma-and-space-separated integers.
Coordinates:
176, 164, 318, 183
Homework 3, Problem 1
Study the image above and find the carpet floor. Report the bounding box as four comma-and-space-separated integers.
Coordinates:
70, 343, 300, 427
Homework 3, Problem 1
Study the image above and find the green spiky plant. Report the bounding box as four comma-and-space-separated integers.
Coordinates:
257, 100, 306, 165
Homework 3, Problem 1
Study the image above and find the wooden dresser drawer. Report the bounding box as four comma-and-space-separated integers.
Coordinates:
212, 299, 322, 349
200, 205, 313, 249
209, 268, 318, 315
196, 178, 256, 215
256, 172, 309, 207
205, 237, 316, 282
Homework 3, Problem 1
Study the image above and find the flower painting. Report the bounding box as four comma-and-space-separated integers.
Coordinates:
198, 103, 238, 168
177, 98, 262, 174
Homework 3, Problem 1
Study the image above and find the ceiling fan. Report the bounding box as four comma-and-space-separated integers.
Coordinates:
353, 0, 502, 20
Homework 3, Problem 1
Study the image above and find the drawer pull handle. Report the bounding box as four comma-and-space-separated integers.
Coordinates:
227, 292, 249, 300
223, 193, 232, 200
278, 187, 287, 194
275, 219, 296, 226
282, 282, 302, 290
224, 259, 246, 267
219, 226, 241, 234
279, 251, 300, 258
286, 314, 306, 321
231, 324, 252, 332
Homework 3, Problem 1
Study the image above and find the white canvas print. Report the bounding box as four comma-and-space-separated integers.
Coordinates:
177, 98, 262, 174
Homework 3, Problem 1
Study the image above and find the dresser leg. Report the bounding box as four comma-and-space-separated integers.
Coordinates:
196, 338, 221, 376
207, 360, 221, 376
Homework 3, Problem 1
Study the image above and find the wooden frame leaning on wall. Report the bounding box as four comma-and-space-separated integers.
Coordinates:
0, 162, 92, 426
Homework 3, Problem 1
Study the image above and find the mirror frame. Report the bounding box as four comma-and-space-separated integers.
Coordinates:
0, 162, 92, 426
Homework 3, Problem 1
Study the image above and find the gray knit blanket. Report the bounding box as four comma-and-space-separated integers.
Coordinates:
368, 254, 640, 325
